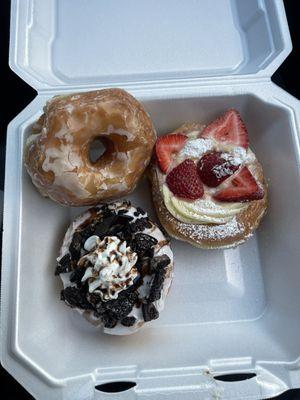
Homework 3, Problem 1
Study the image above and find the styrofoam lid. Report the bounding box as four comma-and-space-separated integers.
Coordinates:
10, 0, 291, 90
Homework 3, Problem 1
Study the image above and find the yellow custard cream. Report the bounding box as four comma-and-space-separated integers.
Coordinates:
163, 185, 247, 224
161, 134, 256, 225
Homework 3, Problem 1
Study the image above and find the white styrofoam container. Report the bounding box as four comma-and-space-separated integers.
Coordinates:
2, 0, 300, 399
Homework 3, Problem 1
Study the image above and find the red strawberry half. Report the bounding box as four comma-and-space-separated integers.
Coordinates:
155, 133, 187, 173
200, 109, 249, 149
197, 151, 240, 187
166, 159, 204, 200
213, 166, 264, 202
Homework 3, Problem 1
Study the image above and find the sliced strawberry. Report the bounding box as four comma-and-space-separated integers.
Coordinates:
155, 134, 187, 173
166, 159, 204, 200
200, 109, 249, 149
197, 151, 240, 187
213, 166, 264, 202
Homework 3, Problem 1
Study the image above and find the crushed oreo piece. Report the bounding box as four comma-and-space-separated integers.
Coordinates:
121, 316, 136, 327
107, 223, 124, 236
101, 204, 115, 218
107, 303, 132, 321
61, 286, 93, 310
132, 233, 158, 254
135, 258, 146, 273
130, 217, 152, 233
88, 290, 139, 323
134, 207, 146, 217
138, 207, 146, 215
118, 209, 128, 215
143, 247, 154, 258
69, 232, 83, 260
149, 255, 171, 274
147, 256, 170, 302
104, 291, 137, 321
115, 214, 134, 225
115, 225, 132, 243
94, 215, 116, 237
69, 266, 86, 287
102, 313, 118, 329
108, 215, 134, 242
87, 292, 102, 308
148, 287, 161, 302
142, 303, 159, 322
55, 253, 72, 275
81, 225, 96, 240
148, 269, 166, 302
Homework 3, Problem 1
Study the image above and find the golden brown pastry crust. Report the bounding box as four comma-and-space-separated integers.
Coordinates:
148, 123, 268, 249
25, 89, 156, 206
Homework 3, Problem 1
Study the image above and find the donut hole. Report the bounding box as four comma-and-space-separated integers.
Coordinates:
89, 137, 114, 164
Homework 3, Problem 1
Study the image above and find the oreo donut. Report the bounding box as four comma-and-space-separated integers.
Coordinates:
55, 201, 173, 335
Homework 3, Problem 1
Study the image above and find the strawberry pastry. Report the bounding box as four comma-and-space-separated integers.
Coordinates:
148, 110, 267, 249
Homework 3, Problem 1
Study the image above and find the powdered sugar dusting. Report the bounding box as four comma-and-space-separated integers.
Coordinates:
221, 147, 255, 165
232, 147, 247, 163
178, 138, 214, 159
176, 216, 242, 240
220, 152, 240, 166
212, 162, 236, 179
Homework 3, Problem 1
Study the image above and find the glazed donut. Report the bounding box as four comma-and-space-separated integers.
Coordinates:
24, 89, 156, 206
55, 201, 174, 335
149, 110, 267, 249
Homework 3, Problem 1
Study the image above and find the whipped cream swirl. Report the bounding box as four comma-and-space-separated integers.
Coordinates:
80, 235, 138, 301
